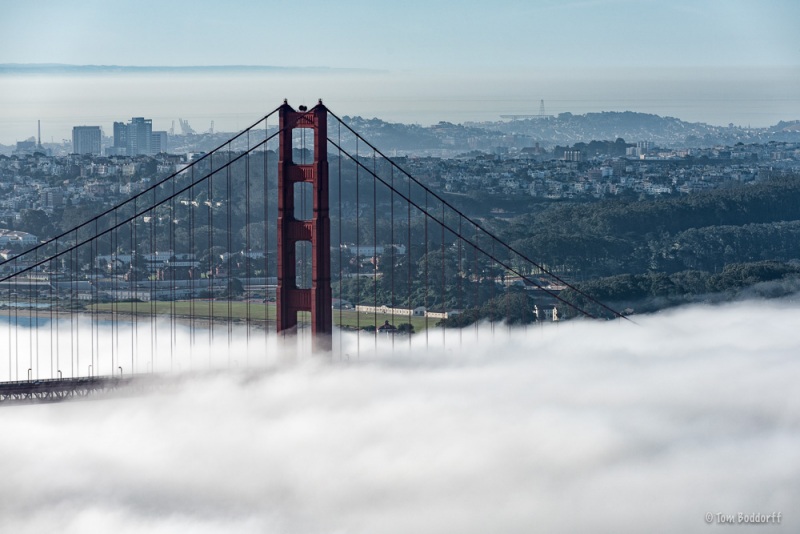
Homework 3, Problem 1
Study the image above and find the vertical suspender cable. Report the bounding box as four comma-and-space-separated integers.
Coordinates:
54, 241, 58, 379
131, 198, 136, 375
113, 210, 117, 375
264, 118, 269, 349
7, 260, 11, 381
34, 246, 39, 379
441, 203, 446, 349
190, 165, 195, 361
229, 142, 234, 359
424, 191, 429, 348
208, 153, 214, 357
15, 257, 19, 380
170, 163, 175, 372
473, 231, 479, 338
227, 141, 233, 364
6, 262, 9, 381
458, 216, 463, 346
355, 137, 360, 358
150, 204, 156, 373
92, 220, 97, 375
72, 230, 76, 378
50, 247, 55, 379
390, 164, 395, 352
337, 120, 343, 358
373, 152, 377, 352
491, 238, 496, 335
246, 129, 251, 348
407, 168, 412, 349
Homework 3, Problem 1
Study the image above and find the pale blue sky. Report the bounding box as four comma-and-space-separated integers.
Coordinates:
1, 0, 798, 69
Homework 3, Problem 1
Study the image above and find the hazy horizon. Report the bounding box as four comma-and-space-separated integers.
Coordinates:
2, 66, 799, 145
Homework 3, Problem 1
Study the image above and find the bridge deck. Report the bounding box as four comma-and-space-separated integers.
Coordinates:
0, 375, 150, 405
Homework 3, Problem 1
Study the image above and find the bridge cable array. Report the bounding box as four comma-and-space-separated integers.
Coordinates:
0, 103, 627, 391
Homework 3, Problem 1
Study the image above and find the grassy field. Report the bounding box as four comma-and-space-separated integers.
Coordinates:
91, 301, 433, 331
334, 309, 431, 331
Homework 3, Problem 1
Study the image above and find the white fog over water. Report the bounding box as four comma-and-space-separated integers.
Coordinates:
1, 299, 798, 533
2, 67, 800, 144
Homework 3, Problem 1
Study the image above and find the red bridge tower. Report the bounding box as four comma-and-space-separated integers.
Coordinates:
276, 100, 332, 351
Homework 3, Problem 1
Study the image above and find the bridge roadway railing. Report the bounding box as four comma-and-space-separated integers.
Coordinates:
0, 375, 149, 405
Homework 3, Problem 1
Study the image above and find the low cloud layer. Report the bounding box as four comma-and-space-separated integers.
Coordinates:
2, 300, 799, 533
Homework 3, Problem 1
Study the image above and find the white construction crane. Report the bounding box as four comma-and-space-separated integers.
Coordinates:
178, 118, 196, 135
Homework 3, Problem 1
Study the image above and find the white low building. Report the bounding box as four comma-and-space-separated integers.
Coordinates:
354, 304, 459, 319
0, 229, 38, 247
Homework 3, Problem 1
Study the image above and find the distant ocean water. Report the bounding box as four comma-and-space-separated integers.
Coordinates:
1, 66, 799, 145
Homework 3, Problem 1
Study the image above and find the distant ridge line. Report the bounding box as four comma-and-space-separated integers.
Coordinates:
0, 63, 382, 74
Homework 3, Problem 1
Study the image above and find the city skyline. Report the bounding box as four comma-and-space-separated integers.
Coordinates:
2, 65, 799, 146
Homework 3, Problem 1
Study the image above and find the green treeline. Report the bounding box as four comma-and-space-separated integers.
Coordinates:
504, 175, 800, 277
561, 261, 800, 317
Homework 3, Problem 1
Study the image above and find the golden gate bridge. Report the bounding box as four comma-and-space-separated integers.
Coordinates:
0, 101, 627, 404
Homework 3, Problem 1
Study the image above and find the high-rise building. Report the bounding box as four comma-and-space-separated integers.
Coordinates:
128, 117, 152, 156
72, 126, 102, 155
151, 131, 168, 154
109, 122, 129, 156
111, 117, 155, 156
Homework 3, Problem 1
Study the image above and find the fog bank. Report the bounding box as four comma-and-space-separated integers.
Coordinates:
1, 300, 799, 533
